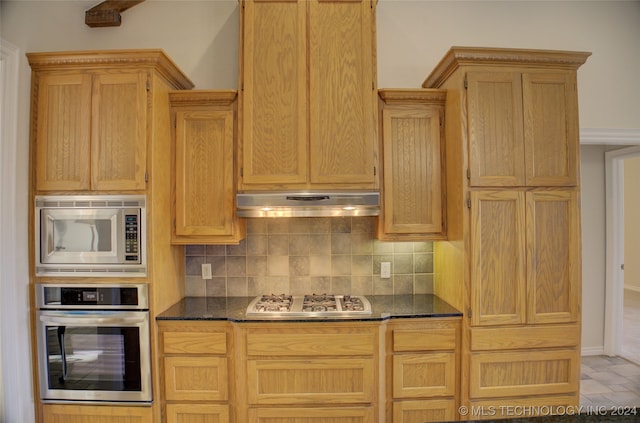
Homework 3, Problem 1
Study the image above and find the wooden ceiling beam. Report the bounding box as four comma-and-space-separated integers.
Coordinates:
85, 0, 145, 28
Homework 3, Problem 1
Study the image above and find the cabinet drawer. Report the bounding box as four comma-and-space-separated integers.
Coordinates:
163, 331, 227, 355
393, 352, 456, 398
43, 404, 152, 423
247, 358, 374, 405
164, 356, 228, 401
469, 394, 579, 420
248, 406, 374, 422
393, 328, 456, 352
246, 327, 376, 356
469, 349, 579, 399
166, 404, 229, 423
470, 324, 579, 351
393, 399, 457, 423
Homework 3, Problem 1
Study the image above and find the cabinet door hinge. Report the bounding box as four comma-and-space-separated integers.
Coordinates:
467, 196, 471, 209
467, 168, 471, 180
146, 79, 150, 92
373, 166, 377, 176
145, 171, 149, 183
240, 167, 244, 177
464, 76, 468, 89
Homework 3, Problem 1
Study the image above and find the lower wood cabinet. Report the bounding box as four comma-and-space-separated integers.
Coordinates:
238, 322, 380, 422
158, 321, 232, 423
387, 318, 460, 423
42, 404, 152, 423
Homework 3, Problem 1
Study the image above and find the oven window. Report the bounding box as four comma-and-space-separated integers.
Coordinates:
44, 326, 141, 392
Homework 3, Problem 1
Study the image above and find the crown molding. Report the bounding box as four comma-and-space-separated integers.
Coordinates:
580, 128, 640, 145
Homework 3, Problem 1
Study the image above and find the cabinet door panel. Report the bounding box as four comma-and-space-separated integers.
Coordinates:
526, 190, 580, 323
166, 404, 229, 423
247, 358, 374, 404
393, 399, 457, 423
164, 356, 228, 401
471, 191, 526, 326
248, 407, 374, 423
393, 352, 456, 398
309, 0, 376, 186
91, 71, 147, 190
175, 110, 235, 237
467, 72, 524, 187
241, 0, 308, 186
381, 107, 443, 236
523, 72, 578, 186
469, 349, 579, 399
35, 73, 92, 191
42, 404, 151, 423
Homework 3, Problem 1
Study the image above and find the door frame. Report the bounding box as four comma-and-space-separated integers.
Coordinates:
604, 144, 640, 356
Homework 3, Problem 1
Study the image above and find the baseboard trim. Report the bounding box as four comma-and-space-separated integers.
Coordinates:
581, 346, 605, 356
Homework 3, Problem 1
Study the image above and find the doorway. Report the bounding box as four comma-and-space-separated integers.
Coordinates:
604, 145, 640, 359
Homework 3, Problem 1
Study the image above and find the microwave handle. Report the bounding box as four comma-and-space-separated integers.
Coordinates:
39, 312, 147, 326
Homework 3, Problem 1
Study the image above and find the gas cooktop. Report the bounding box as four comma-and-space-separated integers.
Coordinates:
246, 294, 372, 317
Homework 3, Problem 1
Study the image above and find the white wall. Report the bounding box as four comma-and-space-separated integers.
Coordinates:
2, 1, 639, 420
624, 155, 640, 290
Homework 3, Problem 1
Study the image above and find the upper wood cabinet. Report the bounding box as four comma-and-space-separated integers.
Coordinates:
238, 0, 378, 190
28, 50, 194, 193
424, 48, 590, 189
466, 70, 579, 187
169, 91, 245, 245
470, 190, 580, 327
377, 89, 446, 241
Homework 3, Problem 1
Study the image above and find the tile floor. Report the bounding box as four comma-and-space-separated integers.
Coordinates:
580, 289, 640, 408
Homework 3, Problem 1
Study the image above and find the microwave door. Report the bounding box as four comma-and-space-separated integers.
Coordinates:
41, 209, 121, 264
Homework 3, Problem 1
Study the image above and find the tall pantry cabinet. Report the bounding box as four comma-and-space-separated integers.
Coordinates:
27, 50, 194, 423
424, 47, 590, 415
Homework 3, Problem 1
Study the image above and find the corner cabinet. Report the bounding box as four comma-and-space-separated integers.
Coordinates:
425, 47, 589, 417
169, 91, 245, 244
28, 50, 193, 192
238, 0, 379, 190
377, 89, 446, 241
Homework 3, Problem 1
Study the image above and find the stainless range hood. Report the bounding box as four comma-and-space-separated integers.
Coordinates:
237, 192, 380, 218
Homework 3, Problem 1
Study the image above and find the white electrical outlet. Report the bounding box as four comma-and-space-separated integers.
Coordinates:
202, 263, 212, 280
380, 262, 391, 279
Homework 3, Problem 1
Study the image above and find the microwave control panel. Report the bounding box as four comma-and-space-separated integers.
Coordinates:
124, 212, 140, 262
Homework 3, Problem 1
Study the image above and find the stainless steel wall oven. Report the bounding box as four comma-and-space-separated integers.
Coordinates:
35, 284, 152, 404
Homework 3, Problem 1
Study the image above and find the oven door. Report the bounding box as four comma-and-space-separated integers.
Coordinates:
37, 310, 152, 403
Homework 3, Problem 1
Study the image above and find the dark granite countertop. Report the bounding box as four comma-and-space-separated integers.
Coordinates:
156, 294, 462, 322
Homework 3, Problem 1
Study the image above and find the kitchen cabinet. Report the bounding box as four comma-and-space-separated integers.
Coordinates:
377, 89, 446, 241
424, 47, 589, 416
237, 322, 379, 421
238, 0, 378, 190
158, 321, 233, 423
28, 50, 193, 193
387, 318, 460, 423
41, 404, 152, 423
169, 90, 245, 244
465, 70, 579, 187
470, 190, 580, 326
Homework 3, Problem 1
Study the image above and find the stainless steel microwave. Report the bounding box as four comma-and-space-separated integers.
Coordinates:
35, 195, 146, 277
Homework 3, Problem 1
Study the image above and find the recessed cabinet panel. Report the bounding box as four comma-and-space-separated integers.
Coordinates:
467, 72, 524, 187
42, 404, 152, 423
241, 0, 308, 186
164, 356, 229, 402
35, 73, 92, 191
248, 407, 374, 423
526, 190, 580, 324
247, 358, 374, 405
393, 399, 457, 423
393, 352, 456, 398
471, 191, 527, 326
166, 404, 229, 423
523, 72, 578, 186
91, 71, 148, 191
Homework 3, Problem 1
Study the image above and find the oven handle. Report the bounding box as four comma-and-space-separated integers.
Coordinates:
39, 311, 148, 326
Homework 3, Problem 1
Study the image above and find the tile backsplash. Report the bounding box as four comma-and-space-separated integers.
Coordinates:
184, 217, 434, 297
